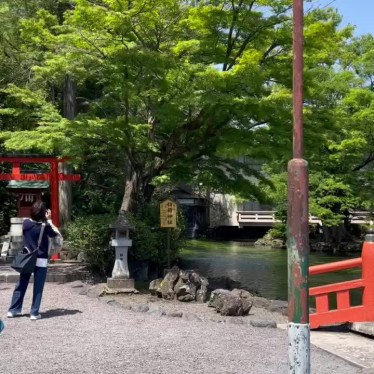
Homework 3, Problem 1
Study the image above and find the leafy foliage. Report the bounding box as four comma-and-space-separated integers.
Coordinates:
129, 202, 186, 264
65, 214, 115, 275
1, 1, 374, 246
0, 0, 353, 211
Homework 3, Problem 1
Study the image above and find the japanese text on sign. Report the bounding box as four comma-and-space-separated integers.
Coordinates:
160, 200, 177, 228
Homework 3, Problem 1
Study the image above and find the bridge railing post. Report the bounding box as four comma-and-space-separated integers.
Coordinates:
362, 227, 374, 312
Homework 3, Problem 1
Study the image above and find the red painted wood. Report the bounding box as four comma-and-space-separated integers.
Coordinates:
315, 295, 329, 313
309, 240, 374, 329
309, 258, 362, 275
0, 156, 67, 163
0, 157, 80, 250
49, 160, 59, 227
309, 279, 364, 296
58, 174, 81, 181
0, 173, 80, 181
0, 174, 50, 181
310, 306, 368, 329
362, 240, 374, 309
337, 290, 350, 310
12, 163, 21, 175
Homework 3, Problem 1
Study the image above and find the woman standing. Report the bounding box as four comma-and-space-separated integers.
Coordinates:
7, 201, 63, 320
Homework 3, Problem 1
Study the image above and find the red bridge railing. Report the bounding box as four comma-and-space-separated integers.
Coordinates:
309, 237, 374, 329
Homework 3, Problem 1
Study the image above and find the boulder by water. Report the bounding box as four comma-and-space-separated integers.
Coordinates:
208, 288, 253, 316
149, 266, 209, 302
254, 233, 284, 248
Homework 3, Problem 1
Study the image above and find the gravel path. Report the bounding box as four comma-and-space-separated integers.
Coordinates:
0, 283, 359, 374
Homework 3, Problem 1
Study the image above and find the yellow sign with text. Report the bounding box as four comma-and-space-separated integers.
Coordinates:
160, 199, 177, 228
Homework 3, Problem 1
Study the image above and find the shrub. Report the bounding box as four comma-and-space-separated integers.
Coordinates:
65, 214, 116, 275
129, 203, 186, 266
0, 184, 17, 236
268, 223, 287, 241
65, 202, 186, 275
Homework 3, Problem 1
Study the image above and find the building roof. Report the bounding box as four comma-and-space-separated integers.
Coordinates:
7, 181, 49, 189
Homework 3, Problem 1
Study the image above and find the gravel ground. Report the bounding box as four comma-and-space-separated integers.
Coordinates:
0, 282, 359, 374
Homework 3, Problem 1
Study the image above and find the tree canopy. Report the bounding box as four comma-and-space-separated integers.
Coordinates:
0, 0, 372, 226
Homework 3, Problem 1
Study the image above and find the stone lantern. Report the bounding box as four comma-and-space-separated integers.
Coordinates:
107, 211, 134, 290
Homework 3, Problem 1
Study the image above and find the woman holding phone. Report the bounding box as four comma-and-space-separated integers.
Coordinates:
7, 201, 63, 320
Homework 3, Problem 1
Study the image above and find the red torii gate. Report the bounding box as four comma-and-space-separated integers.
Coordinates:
0, 155, 80, 227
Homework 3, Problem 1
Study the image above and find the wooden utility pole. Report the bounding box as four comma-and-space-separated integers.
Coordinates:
287, 0, 310, 372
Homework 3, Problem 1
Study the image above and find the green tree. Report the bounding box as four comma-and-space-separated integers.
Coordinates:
0, 1, 352, 218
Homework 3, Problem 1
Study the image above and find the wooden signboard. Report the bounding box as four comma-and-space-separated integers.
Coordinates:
160, 199, 177, 228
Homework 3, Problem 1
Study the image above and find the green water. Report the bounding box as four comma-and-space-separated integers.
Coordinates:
179, 240, 362, 303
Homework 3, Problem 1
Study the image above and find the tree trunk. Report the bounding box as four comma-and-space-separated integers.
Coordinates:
120, 161, 158, 214
120, 162, 139, 213
59, 75, 76, 227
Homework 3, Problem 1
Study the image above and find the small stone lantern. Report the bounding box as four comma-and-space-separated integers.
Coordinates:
107, 211, 134, 290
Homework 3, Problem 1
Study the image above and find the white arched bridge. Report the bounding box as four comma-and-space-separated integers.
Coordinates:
237, 211, 372, 228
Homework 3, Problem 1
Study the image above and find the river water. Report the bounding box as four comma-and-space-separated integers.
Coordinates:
179, 240, 362, 303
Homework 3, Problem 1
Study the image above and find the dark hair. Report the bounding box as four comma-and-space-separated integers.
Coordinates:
30, 201, 47, 222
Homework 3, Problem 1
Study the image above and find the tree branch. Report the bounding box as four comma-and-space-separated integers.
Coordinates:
352, 153, 374, 171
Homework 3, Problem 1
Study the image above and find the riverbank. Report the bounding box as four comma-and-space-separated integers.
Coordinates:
254, 233, 363, 254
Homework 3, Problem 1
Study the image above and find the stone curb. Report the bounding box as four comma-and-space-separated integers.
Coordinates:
0, 264, 89, 284
101, 297, 279, 328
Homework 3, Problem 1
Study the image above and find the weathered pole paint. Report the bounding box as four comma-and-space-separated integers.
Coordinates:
288, 0, 310, 373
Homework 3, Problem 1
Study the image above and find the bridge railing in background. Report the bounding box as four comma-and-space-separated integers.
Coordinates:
237, 210, 372, 227
309, 238, 374, 329
349, 211, 373, 225
237, 211, 322, 227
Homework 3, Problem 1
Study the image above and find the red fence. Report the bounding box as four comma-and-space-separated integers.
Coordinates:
309, 240, 374, 329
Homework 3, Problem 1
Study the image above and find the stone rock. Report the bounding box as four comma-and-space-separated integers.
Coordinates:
167, 265, 180, 283
166, 311, 183, 318
176, 283, 197, 302
86, 284, 105, 298
200, 276, 209, 287
208, 289, 232, 309
149, 278, 163, 296
252, 296, 271, 309
228, 318, 245, 325
77, 251, 86, 262
69, 280, 85, 289
190, 271, 202, 286
131, 304, 149, 313
182, 313, 202, 321
237, 292, 253, 315
149, 268, 209, 303
148, 307, 166, 317
159, 266, 180, 300
78, 287, 89, 296
219, 294, 246, 316
209, 288, 253, 316
119, 303, 132, 310
269, 300, 288, 316
175, 272, 198, 301
254, 233, 285, 248
106, 299, 123, 308
196, 286, 208, 303
250, 319, 277, 328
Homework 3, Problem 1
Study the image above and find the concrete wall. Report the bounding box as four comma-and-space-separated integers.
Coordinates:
210, 194, 240, 227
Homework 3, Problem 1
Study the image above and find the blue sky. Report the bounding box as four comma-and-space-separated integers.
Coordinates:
325, 0, 374, 35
